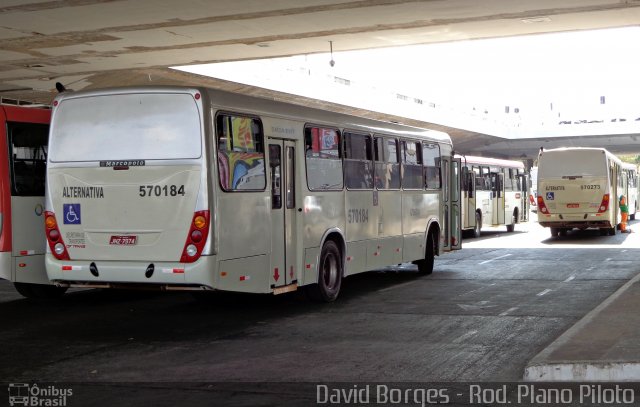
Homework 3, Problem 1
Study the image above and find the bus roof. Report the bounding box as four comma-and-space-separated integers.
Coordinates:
538, 147, 622, 166
0, 104, 50, 124
52, 86, 453, 145
455, 154, 525, 169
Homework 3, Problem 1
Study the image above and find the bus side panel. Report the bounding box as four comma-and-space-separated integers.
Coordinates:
402, 233, 424, 263
302, 193, 344, 254
302, 247, 320, 286
216, 254, 270, 293
366, 235, 403, 270
13, 255, 49, 284
402, 191, 438, 235
345, 240, 366, 276
217, 192, 270, 261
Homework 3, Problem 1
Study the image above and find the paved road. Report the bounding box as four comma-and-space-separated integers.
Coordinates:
0, 218, 638, 406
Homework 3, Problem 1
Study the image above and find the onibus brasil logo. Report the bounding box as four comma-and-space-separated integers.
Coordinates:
8, 383, 73, 406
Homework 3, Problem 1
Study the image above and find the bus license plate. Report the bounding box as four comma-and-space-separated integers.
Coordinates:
109, 235, 137, 245
567, 203, 579, 208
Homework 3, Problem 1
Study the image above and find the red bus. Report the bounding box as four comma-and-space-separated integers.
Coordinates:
0, 103, 66, 298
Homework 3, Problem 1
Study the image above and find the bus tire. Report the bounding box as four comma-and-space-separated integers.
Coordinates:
550, 228, 559, 237
608, 226, 617, 236
558, 228, 568, 237
631, 213, 636, 221
307, 240, 342, 302
417, 232, 436, 275
13, 282, 67, 299
473, 212, 482, 238
599, 228, 608, 236
506, 212, 516, 232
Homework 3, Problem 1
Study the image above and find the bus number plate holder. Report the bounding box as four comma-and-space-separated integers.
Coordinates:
567, 203, 579, 208
109, 235, 137, 245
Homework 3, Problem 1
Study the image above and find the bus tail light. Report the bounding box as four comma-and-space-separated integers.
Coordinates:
537, 196, 549, 214
529, 194, 536, 206
180, 210, 210, 263
44, 211, 70, 260
598, 194, 610, 213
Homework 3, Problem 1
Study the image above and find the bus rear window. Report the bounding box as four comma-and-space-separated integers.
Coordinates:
50, 93, 202, 162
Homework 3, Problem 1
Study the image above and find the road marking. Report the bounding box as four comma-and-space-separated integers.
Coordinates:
479, 253, 512, 265
563, 275, 575, 283
537, 289, 552, 297
605, 258, 612, 262
499, 307, 519, 316
622, 249, 627, 253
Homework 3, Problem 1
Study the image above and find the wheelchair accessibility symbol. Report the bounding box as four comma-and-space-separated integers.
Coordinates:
63, 203, 81, 224
546, 192, 555, 201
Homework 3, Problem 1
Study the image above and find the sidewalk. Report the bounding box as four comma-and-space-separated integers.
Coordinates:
524, 270, 640, 381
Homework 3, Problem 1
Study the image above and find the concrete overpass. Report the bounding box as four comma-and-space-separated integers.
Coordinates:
2, 0, 640, 158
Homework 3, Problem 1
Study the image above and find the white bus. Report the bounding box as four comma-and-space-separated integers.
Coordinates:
622, 162, 638, 220
0, 103, 67, 299
44, 87, 462, 301
537, 147, 622, 237
458, 155, 529, 237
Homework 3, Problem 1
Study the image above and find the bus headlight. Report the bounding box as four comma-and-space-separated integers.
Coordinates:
186, 244, 197, 257
54, 243, 65, 255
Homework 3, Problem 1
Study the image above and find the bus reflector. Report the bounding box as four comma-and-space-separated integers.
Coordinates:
18, 263, 26, 268
239, 276, 250, 281
19, 250, 35, 256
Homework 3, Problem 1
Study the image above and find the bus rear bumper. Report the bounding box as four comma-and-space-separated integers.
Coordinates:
538, 213, 613, 229
45, 253, 274, 294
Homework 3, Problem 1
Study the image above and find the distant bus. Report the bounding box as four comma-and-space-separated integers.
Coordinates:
44, 87, 462, 301
537, 147, 622, 237
458, 155, 529, 237
622, 162, 638, 220
0, 104, 66, 298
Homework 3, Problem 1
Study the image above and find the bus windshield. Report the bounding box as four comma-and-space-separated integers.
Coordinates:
50, 93, 202, 162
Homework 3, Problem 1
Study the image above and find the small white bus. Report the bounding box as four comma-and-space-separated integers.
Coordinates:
537, 147, 622, 237
44, 86, 462, 301
458, 155, 529, 237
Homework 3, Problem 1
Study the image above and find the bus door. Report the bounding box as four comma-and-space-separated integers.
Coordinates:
491, 172, 505, 225
463, 166, 476, 229
268, 139, 297, 290
441, 156, 462, 251
7, 118, 50, 285
518, 173, 530, 222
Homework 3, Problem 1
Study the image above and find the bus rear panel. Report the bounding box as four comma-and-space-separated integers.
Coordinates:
45, 89, 212, 288
537, 148, 620, 234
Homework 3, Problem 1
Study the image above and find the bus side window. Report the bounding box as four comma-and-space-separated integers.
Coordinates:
305, 126, 343, 191
373, 136, 400, 190
422, 143, 441, 189
8, 122, 49, 197
401, 140, 423, 190
216, 113, 266, 192
344, 132, 373, 190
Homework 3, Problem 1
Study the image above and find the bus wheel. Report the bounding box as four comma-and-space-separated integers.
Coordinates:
417, 232, 435, 275
13, 282, 67, 299
558, 228, 568, 237
550, 228, 559, 237
307, 240, 342, 302
599, 228, 608, 236
473, 212, 482, 238
608, 226, 617, 236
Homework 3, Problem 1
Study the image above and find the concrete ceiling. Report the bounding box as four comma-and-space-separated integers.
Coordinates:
2, 0, 640, 159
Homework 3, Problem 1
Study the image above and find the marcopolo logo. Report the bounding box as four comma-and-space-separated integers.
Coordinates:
8, 383, 73, 406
